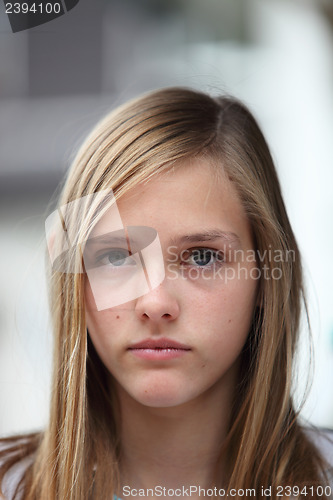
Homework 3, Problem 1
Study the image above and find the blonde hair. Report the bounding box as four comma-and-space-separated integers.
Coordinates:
0, 87, 330, 499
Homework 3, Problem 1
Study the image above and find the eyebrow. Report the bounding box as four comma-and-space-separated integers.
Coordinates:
84, 232, 149, 253
84, 229, 240, 249
85, 236, 128, 247
170, 230, 240, 246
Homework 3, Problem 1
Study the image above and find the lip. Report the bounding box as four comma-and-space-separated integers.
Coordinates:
128, 337, 191, 360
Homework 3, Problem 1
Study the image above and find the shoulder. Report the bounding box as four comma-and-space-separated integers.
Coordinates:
304, 426, 333, 464
0, 437, 36, 500
303, 426, 333, 484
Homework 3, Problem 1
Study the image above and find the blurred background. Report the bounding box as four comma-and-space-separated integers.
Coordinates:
0, 0, 333, 436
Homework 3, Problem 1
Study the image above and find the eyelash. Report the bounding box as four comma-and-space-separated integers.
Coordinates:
92, 246, 226, 271
95, 248, 136, 267
180, 247, 225, 269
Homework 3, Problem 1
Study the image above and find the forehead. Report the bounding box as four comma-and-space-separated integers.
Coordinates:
123, 158, 239, 212
90, 159, 252, 247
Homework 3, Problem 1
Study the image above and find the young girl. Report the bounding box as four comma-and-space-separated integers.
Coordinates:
0, 87, 332, 500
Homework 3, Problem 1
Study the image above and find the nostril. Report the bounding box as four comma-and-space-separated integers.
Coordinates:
141, 312, 172, 320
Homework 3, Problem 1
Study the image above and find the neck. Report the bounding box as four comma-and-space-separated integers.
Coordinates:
115, 378, 235, 495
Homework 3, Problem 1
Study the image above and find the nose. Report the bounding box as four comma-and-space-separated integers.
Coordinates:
134, 281, 180, 323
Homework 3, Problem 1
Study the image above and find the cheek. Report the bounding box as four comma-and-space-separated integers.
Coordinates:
188, 274, 256, 316
184, 275, 257, 345
205, 284, 257, 378
85, 279, 128, 331
86, 309, 115, 351
85, 308, 130, 381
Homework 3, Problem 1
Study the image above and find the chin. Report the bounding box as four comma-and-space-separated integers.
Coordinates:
115, 373, 201, 409
129, 381, 194, 408
135, 393, 191, 408
135, 386, 205, 409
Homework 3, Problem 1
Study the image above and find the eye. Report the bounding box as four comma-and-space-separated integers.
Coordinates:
182, 248, 224, 267
97, 248, 137, 267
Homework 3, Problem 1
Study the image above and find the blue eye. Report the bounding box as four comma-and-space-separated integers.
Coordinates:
97, 249, 136, 267
184, 248, 224, 267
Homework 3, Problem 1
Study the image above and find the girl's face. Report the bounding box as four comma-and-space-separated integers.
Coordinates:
85, 159, 258, 409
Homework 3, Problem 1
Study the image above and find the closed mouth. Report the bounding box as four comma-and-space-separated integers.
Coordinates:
128, 338, 191, 351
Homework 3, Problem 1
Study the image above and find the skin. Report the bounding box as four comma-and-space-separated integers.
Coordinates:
85, 158, 258, 496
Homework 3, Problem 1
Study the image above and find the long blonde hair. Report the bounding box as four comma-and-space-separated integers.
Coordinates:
0, 87, 330, 499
